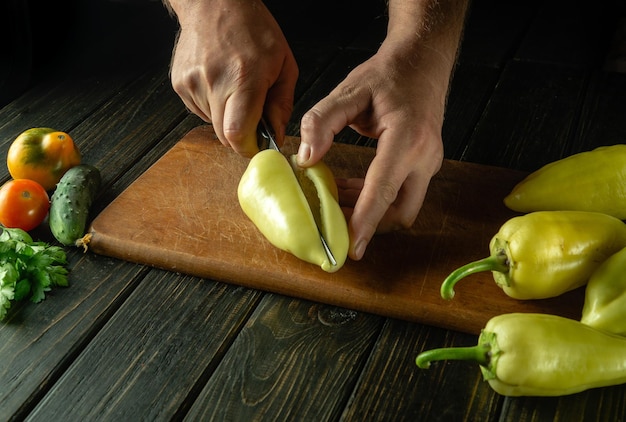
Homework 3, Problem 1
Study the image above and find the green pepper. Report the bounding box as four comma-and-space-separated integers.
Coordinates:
440, 211, 626, 300
238, 149, 349, 272
581, 246, 626, 335
416, 313, 626, 396
504, 145, 626, 219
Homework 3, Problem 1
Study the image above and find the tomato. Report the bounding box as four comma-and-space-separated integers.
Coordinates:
0, 179, 50, 231
7, 128, 81, 191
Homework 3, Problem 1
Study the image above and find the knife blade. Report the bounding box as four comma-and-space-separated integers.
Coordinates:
257, 117, 337, 267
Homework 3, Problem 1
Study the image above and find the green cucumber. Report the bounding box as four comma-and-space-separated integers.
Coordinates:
49, 164, 101, 246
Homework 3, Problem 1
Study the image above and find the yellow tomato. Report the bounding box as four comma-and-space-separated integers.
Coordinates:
7, 128, 81, 191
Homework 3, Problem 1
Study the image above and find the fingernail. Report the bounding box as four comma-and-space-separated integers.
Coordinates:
353, 239, 367, 261
297, 143, 311, 166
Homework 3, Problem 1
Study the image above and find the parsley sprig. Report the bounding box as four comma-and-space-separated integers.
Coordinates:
0, 226, 69, 320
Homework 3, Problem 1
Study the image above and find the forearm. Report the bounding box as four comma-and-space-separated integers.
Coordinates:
386, 0, 469, 72
382, 0, 469, 120
163, 0, 231, 25
163, 0, 203, 17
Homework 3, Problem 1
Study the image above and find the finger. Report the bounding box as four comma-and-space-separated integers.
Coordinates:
222, 87, 266, 157
264, 54, 299, 147
336, 177, 363, 209
348, 156, 401, 260
180, 80, 231, 151
336, 177, 364, 190
347, 137, 420, 260
375, 169, 430, 233
386, 132, 443, 232
181, 95, 212, 123
349, 136, 442, 260
171, 69, 213, 123
298, 82, 371, 166
206, 93, 229, 149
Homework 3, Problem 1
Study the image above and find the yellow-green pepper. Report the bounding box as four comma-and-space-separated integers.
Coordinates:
416, 313, 626, 397
440, 211, 626, 300
504, 145, 626, 219
581, 246, 626, 335
238, 149, 349, 272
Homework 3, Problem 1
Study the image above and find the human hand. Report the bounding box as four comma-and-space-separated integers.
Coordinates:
168, 0, 298, 156
297, 41, 451, 261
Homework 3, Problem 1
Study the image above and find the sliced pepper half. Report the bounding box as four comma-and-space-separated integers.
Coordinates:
238, 149, 349, 272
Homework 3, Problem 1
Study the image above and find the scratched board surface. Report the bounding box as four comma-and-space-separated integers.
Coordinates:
88, 125, 584, 334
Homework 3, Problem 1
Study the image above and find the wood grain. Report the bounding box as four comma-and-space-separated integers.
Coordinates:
341, 320, 501, 422
88, 125, 585, 335
185, 295, 384, 421
0, 251, 148, 418
26, 271, 263, 421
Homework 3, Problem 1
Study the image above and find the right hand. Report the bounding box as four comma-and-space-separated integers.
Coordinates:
168, 0, 299, 156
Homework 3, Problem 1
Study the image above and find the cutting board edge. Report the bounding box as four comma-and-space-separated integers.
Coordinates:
88, 225, 498, 334
88, 225, 586, 336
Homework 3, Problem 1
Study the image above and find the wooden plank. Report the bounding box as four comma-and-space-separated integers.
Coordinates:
0, 253, 149, 420
500, 385, 626, 421
514, 0, 618, 68
461, 60, 587, 171
0, 54, 193, 420
65, 65, 188, 178
341, 320, 502, 421
444, 62, 501, 159
458, 0, 541, 68
0, 68, 148, 162
572, 71, 626, 152
184, 295, 384, 420
26, 271, 263, 420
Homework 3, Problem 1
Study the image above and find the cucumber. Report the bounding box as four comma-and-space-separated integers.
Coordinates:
49, 164, 101, 246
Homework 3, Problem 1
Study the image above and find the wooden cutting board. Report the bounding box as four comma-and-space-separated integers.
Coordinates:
88, 125, 584, 334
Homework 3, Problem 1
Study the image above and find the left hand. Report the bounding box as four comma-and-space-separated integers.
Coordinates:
297, 40, 450, 261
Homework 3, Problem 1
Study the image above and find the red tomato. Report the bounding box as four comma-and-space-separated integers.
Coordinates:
0, 179, 50, 231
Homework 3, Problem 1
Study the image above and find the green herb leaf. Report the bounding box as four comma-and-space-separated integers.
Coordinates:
0, 263, 18, 320
14, 279, 31, 301
0, 227, 69, 320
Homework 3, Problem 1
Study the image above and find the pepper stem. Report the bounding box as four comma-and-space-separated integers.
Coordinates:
416, 343, 491, 369
440, 254, 509, 300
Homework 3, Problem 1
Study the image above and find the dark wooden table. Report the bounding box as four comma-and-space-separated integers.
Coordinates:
2, 1, 626, 420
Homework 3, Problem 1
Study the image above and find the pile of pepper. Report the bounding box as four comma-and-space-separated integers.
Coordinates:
416, 145, 626, 396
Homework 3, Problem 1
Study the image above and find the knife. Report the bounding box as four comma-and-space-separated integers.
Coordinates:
257, 117, 337, 267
